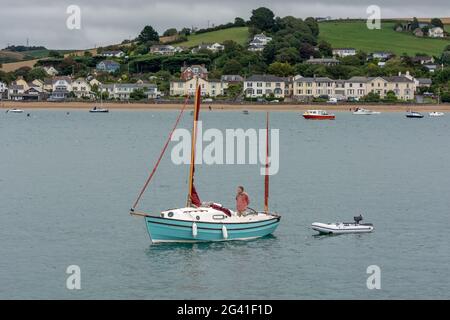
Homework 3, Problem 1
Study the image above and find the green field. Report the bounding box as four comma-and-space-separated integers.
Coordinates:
319, 21, 450, 56
177, 27, 250, 47
25, 49, 74, 58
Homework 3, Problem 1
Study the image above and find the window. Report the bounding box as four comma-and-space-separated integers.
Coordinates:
257, 82, 263, 87
275, 83, 281, 87
247, 82, 252, 87
257, 89, 263, 94
266, 82, 271, 87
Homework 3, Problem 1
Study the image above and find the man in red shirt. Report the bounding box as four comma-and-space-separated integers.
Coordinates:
236, 186, 250, 216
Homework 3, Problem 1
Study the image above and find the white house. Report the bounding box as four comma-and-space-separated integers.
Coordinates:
252, 33, 272, 45
101, 83, 160, 100
170, 76, 227, 97
100, 50, 125, 58
192, 42, 224, 53
150, 45, 183, 55
428, 27, 444, 38
48, 76, 73, 100
332, 48, 356, 57
43, 66, 59, 76
72, 78, 93, 99
248, 33, 272, 51
243, 75, 289, 98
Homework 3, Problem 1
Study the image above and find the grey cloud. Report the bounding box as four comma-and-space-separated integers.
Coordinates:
0, 0, 448, 49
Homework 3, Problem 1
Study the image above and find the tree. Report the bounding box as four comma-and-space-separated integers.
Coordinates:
318, 41, 332, 57
267, 62, 294, 77
180, 28, 191, 36
222, 59, 242, 74
225, 83, 243, 99
163, 28, 178, 37
430, 18, 444, 28
130, 89, 146, 100
299, 43, 315, 60
362, 92, 381, 102
137, 25, 159, 43
249, 7, 275, 32
234, 17, 246, 27
275, 47, 299, 64
411, 17, 420, 31
383, 90, 398, 102
304, 17, 319, 37
48, 50, 63, 58
28, 67, 48, 80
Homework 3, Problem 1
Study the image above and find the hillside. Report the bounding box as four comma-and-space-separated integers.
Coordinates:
319, 21, 450, 56
177, 27, 250, 47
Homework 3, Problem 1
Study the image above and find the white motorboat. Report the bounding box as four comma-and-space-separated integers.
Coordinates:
6, 108, 24, 113
353, 108, 380, 115
429, 112, 444, 117
312, 215, 373, 235
406, 111, 424, 118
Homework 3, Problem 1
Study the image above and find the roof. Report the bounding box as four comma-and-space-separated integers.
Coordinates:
181, 65, 208, 73
416, 78, 432, 84
102, 50, 123, 54
98, 60, 120, 66
221, 75, 244, 81
383, 76, 414, 83
245, 75, 287, 82
306, 57, 339, 63
332, 48, 356, 51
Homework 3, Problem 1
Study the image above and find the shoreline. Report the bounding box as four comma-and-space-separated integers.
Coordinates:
1, 101, 450, 112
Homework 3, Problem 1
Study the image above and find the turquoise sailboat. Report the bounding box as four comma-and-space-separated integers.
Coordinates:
130, 84, 280, 243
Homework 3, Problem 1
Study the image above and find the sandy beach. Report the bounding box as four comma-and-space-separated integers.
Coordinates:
1, 101, 450, 112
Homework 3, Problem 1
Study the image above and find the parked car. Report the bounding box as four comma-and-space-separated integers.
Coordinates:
203, 98, 213, 103
327, 97, 338, 104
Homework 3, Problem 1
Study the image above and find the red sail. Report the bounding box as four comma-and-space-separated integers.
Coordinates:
191, 184, 202, 207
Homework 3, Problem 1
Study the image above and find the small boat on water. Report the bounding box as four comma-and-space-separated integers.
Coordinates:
6, 108, 24, 113
353, 108, 380, 115
312, 215, 374, 235
242, 110, 249, 115
429, 112, 444, 117
90, 86, 109, 113
89, 106, 109, 113
406, 111, 424, 118
303, 110, 335, 120
130, 85, 280, 243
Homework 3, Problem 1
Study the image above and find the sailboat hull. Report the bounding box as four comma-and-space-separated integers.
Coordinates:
145, 216, 280, 243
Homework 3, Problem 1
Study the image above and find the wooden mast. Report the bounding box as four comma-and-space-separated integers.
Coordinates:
187, 83, 201, 207
264, 112, 269, 213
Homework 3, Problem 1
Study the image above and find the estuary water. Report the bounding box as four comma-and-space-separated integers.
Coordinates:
0, 109, 449, 299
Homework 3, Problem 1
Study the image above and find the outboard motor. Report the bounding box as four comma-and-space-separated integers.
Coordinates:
354, 214, 363, 224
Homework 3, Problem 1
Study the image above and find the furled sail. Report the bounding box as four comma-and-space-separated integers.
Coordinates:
187, 84, 202, 207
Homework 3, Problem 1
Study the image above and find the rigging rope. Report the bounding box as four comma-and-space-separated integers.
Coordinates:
131, 96, 189, 210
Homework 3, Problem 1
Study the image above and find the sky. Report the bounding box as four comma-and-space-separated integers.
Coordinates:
0, 0, 449, 50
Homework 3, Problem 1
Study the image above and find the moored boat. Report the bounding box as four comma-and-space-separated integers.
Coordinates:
406, 111, 424, 118
130, 86, 280, 243
429, 112, 444, 117
6, 108, 24, 113
353, 107, 380, 115
312, 215, 374, 235
89, 106, 109, 113
303, 110, 335, 120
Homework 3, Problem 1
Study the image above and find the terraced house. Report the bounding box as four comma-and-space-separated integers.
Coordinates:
101, 83, 160, 100
293, 72, 421, 101
170, 77, 227, 97
244, 75, 290, 99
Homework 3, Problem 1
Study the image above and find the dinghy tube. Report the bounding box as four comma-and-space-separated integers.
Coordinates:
222, 225, 228, 239
192, 222, 198, 237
